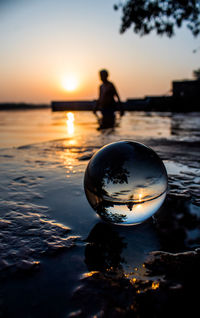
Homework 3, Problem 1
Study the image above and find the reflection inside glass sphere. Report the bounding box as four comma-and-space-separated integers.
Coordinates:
84, 141, 168, 225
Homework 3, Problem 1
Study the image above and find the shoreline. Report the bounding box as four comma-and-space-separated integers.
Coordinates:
0, 103, 50, 111
1, 97, 199, 112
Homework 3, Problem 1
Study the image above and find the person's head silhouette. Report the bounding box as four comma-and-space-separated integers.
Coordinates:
99, 69, 109, 83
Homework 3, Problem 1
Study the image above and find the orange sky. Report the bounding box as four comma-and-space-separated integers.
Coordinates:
0, 0, 199, 103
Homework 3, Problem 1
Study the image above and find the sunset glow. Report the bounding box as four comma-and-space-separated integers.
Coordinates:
138, 193, 142, 201
0, 0, 199, 103
62, 76, 78, 92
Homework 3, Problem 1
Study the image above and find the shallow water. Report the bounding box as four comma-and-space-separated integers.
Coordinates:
0, 109, 200, 317
1, 109, 200, 149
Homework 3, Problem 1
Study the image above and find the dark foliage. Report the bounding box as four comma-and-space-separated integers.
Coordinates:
114, 0, 200, 37
193, 67, 200, 79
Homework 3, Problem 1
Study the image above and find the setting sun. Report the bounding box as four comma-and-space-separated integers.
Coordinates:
62, 76, 78, 92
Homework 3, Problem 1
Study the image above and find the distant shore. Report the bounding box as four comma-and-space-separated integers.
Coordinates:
0, 103, 50, 110
0, 95, 199, 112
51, 97, 199, 112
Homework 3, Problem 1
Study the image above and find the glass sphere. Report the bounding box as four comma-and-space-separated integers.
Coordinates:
84, 141, 168, 225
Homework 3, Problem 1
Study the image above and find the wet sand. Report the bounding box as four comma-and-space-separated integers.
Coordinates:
0, 110, 200, 317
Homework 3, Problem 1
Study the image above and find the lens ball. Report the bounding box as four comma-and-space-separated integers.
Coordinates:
84, 141, 168, 225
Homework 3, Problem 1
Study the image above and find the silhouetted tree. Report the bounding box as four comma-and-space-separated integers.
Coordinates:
97, 201, 128, 224
114, 0, 200, 37
193, 67, 200, 79
104, 164, 129, 185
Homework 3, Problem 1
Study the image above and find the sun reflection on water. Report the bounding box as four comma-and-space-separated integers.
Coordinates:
138, 193, 142, 202
66, 112, 75, 135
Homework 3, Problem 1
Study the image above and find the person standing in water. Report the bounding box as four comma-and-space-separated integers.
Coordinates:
94, 69, 124, 129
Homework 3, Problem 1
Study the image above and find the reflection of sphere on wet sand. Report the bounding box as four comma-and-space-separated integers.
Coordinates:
85, 222, 126, 272
84, 141, 168, 225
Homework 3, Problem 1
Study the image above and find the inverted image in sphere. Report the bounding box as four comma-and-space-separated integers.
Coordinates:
84, 141, 168, 225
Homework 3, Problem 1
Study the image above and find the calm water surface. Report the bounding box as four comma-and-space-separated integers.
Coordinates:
0, 109, 173, 148
1, 109, 200, 148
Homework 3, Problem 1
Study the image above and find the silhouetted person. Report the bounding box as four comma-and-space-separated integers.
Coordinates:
94, 69, 124, 129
